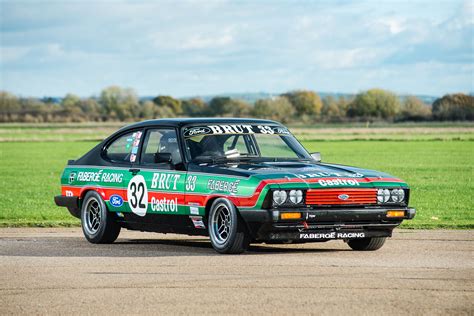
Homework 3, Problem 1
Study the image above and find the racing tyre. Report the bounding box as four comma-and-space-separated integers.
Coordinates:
347, 237, 386, 251
208, 198, 250, 254
81, 191, 121, 244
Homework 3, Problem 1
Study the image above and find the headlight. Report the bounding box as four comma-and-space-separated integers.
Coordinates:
273, 190, 287, 205
378, 188, 406, 204
391, 189, 405, 203
377, 189, 391, 203
289, 190, 303, 204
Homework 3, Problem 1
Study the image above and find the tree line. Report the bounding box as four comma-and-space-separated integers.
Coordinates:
0, 86, 473, 123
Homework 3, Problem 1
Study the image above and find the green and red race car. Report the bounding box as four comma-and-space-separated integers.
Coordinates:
55, 118, 415, 254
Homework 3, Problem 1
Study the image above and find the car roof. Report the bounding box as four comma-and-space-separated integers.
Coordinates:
121, 117, 281, 130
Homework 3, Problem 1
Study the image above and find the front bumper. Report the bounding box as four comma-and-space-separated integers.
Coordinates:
240, 206, 416, 242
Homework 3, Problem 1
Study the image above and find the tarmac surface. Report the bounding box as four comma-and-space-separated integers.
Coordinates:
0, 228, 472, 315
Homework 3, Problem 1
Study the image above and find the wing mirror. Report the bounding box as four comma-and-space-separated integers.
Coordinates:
311, 152, 321, 162
154, 152, 172, 164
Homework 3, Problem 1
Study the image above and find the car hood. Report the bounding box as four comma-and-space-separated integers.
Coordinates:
194, 161, 406, 188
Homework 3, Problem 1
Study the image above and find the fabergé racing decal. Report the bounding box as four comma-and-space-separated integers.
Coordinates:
299, 232, 366, 239
72, 170, 124, 184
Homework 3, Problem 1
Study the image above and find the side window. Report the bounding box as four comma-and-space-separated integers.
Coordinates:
105, 130, 142, 163
140, 129, 182, 165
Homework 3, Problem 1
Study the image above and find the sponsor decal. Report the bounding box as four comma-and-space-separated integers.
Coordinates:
151, 197, 178, 213
337, 232, 366, 238
151, 173, 181, 190
207, 179, 240, 194
189, 206, 200, 215
318, 179, 360, 186
65, 190, 74, 197
101, 172, 124, 183
183, 124, 291, 138
299, 232, 366, 239
68, 172, 76, 184
109, 194, 124, 207
298, 172, 365, 179
208, 124, 254, 135
189, 216, 206, 229
272, 126, 290, 135
129, 131, 142, 163
338, 194, 349, 200
185, 175, 197, 191
183, 127, 212, 137
76, 170, 124, 184
127, 175, 148, 216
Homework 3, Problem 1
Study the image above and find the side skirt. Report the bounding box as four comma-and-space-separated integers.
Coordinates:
116, 213, 209, 237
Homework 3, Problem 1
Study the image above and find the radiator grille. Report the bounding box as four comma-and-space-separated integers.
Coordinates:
306, 188, 377, 206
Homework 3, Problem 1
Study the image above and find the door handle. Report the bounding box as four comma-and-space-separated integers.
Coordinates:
129, 168, 140, 175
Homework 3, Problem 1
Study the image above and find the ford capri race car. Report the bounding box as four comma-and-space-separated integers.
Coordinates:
55, 118, 415, 254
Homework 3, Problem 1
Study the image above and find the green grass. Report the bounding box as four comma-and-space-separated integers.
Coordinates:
0, 138, 472, 228
1, 122, 473, 142
302, 141, 474, 229
0, 142, 95, 226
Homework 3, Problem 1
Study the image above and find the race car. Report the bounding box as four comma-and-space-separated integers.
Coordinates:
55, 118, 415, 254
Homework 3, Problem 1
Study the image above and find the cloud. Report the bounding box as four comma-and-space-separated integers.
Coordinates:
181, 30, 234, 50
0, 0, 472, 96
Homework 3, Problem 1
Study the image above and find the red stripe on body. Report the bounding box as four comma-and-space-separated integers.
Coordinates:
61, 177, 403, 208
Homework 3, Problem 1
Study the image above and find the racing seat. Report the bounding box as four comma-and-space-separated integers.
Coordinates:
156, 132, 181, 164
197, 136, 225, 158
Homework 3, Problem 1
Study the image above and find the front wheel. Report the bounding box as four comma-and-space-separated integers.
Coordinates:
208, 198, 250, 254
81, 191, 121, 244
347, 237, 386, 251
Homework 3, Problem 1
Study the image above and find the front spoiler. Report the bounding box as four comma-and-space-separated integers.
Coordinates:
267, 224, 395, 241
240, 207, 416, 242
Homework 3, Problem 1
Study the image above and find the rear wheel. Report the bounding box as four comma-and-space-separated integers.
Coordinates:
208, 198, 250, 254
347, 237, 386, 251
81, 191, 121, 244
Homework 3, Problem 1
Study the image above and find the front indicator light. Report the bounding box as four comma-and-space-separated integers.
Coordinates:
281, 212, 302, 220
386, 210, 405, 218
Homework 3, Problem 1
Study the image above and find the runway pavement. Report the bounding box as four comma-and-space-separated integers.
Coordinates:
0, 228, 472, 315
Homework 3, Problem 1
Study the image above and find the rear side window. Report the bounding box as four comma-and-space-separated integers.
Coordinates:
105, 130, 142, 163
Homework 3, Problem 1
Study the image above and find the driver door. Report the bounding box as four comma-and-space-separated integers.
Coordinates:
128, 128, 185, 218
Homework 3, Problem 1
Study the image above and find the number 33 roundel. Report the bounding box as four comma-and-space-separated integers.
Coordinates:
127, 175, 148, 216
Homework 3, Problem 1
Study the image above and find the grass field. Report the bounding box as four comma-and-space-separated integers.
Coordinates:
0, 123, 472, 228
1, 122, 473, 142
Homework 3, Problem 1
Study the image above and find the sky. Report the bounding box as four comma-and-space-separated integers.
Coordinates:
0, 0, 473, 98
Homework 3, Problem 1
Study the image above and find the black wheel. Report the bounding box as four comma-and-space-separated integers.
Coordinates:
208, 198, 250, 254
81, 191, 121, 244
347, 237, 386, 251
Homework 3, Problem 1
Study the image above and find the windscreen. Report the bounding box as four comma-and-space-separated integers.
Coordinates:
182, 124, 311, 162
